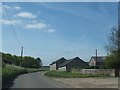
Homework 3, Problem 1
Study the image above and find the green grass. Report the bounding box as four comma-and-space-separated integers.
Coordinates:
44, 71, 111, 78
0, 68, 2, 79
0, 62, 2, 78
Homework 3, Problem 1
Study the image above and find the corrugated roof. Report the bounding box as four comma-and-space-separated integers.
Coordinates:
91, 56, 106, 63
50, 57, 66, 65
58, 57, 85, 67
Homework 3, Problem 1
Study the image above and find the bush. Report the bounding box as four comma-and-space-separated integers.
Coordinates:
2, 64, 43, 87
2, 65, 27, 85
85, 66, 100, 69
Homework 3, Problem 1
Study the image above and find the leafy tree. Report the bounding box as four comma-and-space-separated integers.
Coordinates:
21, 56, 41, 68
105, 54, 118, 69
12, 55, 20, 66
2, 52, 42, 68
2, 53, 13, 62
105, 26, 120, 77
35, 57, 42, 67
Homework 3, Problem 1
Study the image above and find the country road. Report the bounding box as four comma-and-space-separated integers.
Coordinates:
11, 72, 71, 88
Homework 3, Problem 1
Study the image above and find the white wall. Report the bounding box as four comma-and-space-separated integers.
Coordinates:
89, 58, 96, 66
50, 63, 56, 70
80, 69, 115, 76
58, 66, 66, 71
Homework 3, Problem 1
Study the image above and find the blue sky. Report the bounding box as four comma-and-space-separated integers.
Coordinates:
1, 2, 118, 65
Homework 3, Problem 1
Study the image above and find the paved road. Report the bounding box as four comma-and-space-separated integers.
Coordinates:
11, 72, 71, 88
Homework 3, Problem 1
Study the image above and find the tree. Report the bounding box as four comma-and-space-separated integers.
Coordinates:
35, 57, 42, 68
21, 56, 42, 68
2, 53, 13, 62
12, 55, 21, 66
105, 26, 120, 77
22, 56, 35, 68
2, 52, 42, 68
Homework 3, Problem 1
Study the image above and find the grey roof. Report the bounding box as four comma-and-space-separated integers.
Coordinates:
59, 57, 84, 67
90, 56, 106, 63
58, 60, 72, 67
50, 57, 66, 65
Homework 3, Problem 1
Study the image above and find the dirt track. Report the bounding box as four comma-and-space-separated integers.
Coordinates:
53, 77, 119, 88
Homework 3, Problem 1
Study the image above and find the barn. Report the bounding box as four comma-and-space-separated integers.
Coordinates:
50, 57, 67, 70
58, 57, 88, 72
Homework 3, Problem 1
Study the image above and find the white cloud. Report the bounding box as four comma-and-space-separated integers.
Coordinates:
16, 12, 36, 19
46, 29, 55, 32
14, 6, 21, 10
25, 22, 47, 29
2, 5, 21, 10
0, 19, 21, 25
25, 22, 55, 33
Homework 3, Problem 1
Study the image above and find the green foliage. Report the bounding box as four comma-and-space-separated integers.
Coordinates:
12, 55, 21, 66
105, 54, 120, 69
21, 56, 40, 68
35, 57, 42, 67
105, 27, 120, 69
44, 71, 111, 78
85, 66, 98, 69
2, 52, 42, 68
2, 53, 13, 63
2, 64, 41, 87
2, 65, 27, 85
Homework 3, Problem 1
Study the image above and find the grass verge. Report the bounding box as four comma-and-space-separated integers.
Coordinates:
44, 71, 111, 78
2, 64, 41, 88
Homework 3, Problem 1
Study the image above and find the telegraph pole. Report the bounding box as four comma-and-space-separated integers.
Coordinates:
95, 49, 97, 69
96, 49, 97, 62
20, 46, 23, 66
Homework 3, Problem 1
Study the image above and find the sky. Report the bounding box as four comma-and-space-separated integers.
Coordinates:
1, 2, 118, 66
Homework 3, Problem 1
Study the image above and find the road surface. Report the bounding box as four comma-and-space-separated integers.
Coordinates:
11, 72, 71, 88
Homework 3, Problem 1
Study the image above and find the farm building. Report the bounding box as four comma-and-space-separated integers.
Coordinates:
89, 56, 106, 67
50, 57, 67, 70
58, 57, 89, 72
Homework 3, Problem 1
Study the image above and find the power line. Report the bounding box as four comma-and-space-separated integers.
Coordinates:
2, 2, 21, 47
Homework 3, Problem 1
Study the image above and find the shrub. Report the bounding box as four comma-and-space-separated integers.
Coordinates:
2, 65, 27, 85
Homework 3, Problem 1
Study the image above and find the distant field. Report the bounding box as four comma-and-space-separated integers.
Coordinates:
40, 66, 50, 71
44, 71, 111, 78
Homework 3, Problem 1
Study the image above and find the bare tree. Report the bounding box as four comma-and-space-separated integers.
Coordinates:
105, 26, 120, 77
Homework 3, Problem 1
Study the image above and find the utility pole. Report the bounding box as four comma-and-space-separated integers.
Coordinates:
95, 49, 97, 68
20, 46, 23, 66
96, 49, 97, 61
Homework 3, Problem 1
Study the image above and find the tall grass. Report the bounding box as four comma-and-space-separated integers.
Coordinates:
2, 64, 41, 87
2, 65, 27, 85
